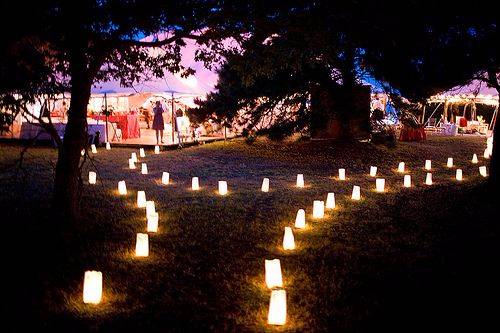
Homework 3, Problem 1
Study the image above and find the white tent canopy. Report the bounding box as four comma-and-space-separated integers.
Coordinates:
429, 80, 498, 106
91, 37, 219, 98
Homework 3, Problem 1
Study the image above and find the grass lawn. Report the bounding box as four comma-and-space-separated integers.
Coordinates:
1, 135, 499, 332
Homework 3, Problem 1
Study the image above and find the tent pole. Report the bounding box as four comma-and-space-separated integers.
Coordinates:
421, 104, 426, 124
490, 105, 498, 131
105, 93, 109, 143
171, 92, 175, 143
423, 102, 442, 126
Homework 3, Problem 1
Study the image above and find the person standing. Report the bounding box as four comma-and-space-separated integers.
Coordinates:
175, 108, 184, 145
152, 101, 165, 144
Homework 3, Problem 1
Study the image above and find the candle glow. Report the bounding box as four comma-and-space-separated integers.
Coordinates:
162, 172, 170, 185
398, 162, 405, 173
261, 178, 270, 192
83, 271, 102, 304
283, 227, 295, 250
338, 168, 346, 180
313, 200, 325, 219
296, 174, 304, 188
375, 178, 385, 192
118, 181, 127, 195
192, 177, 200, 190
88, 171, 96, 184
218, 181, 228, 195
147, 212, 158, 232
479, 166, 487, 177
135, 233, 149, 257
145, 201, 155, 217
267, 289, 287, 326
325, 193, 336, 209
129, 159, 136, 169
265, 259, 283, 289
137, 191, 146, 208
404, 175, 411, 188
295, 209, 306, 229
351, 185, 361, 200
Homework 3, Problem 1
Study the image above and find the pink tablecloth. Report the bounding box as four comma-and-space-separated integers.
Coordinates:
92, 114, 140, 140
399, 126, 426, 142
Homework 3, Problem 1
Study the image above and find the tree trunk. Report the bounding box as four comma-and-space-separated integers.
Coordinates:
487, 70, 499, 191
53, 48, 92, 221
490, 94, 500, 190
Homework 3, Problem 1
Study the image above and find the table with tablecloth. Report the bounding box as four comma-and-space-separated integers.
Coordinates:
399, 126, 426, 142
91, 114, 140, 139
19, 121, 107, 143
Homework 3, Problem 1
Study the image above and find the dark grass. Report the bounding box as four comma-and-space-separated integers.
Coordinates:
1, 135, 499, 332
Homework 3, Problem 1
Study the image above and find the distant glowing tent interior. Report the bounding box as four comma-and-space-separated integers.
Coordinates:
424, 80, 498, 135
1, 36, 227, 144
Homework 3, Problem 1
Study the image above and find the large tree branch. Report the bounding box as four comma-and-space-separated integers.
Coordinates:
118, 33, 200, 48
22, 99, 63, 147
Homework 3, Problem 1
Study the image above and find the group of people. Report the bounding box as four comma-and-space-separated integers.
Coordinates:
147, 101, 187, 145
